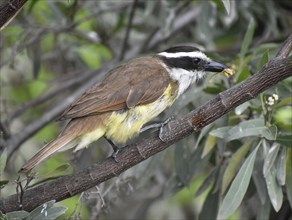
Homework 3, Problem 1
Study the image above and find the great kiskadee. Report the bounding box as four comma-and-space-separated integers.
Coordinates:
19, 46, 227, 173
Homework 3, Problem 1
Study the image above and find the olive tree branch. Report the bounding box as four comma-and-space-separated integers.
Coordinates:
0, 34, 291, 213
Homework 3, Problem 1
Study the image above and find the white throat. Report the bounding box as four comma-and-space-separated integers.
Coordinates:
168, 68, 206, 97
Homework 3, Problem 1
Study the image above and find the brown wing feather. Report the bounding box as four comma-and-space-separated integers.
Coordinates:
59, 56, 172, 120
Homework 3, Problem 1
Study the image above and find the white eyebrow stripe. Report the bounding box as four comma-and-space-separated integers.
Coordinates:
158, 51, 210, 61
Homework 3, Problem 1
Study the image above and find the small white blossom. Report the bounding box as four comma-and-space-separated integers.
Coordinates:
272, 94, 279, 101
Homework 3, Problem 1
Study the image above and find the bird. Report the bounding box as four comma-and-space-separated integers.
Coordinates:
19, 46, 227, 173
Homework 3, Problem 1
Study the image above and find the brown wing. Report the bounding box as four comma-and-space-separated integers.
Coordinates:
59, 56, 172, 120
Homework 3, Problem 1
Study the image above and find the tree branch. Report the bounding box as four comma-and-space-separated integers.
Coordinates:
0, 0, 28, 31
1, 34, 291, 213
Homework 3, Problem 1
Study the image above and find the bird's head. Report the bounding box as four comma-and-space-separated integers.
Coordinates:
157, 46, 227, 80
156, 46, 228, 96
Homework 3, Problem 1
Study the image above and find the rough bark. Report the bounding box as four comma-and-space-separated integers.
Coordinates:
0, 0, 28, 31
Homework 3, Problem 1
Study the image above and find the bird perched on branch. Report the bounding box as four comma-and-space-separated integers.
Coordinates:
19, 46, 228, 173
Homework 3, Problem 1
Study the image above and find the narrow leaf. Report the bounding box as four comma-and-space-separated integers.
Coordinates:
194, 124, 213, 150
32, 206, 68, 220
263, 143, 280, 177
252, 147, 269, 204
257, 51, 269, 71
221, 0, 231, 14
253, 171, 268, 205
276, 97, 292, 108
195, 168, 217, 197
210, 127, 232, 139
218, 143, 260, 219
222, 141, 251, 194
28, 200, 56, 219
265, 167, 283, 211
240, 18, 255, 62
210, 119, 277, 142
201, 135, 217, 158
276, 147, 286, 185
6, 210, 29, 219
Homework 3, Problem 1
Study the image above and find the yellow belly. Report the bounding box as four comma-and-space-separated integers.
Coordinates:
105, 84, 177, 144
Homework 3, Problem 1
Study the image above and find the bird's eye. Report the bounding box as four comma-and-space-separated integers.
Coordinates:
192, 58, 201, 64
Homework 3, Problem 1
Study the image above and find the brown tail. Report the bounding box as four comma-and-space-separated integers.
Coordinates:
19, 134, 75, 173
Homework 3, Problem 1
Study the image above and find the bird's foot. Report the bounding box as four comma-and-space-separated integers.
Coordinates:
158, 116, 175, 142
140, 116, 175, 142
105, 137, 120, 163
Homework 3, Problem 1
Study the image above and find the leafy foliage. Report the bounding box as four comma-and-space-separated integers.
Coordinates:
0, 0, 291, 219
1, 200, 67, 220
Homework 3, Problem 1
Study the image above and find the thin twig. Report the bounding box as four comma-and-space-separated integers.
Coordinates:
118, 0, 138, 61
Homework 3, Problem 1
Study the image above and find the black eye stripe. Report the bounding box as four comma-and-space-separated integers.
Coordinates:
159, 56, 206, 71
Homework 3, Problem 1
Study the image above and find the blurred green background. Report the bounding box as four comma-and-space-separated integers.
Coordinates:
0, 0, 291, 219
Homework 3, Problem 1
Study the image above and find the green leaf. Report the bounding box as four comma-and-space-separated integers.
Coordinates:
236, 68, 250, 83
218, 143, 260, 219
6, 210, 29, 219
210, 119, 277, 141
240, 18, 255, 62
201, 135, 217, 158
276, 147, 286, 185
286, 148, 292, 208
263, 142, 280, 177
256, 198, 271, 220
235, 102, 250, 115
210, 126, 232, 139
76, 44, 111, 69
195, 167, 217, 197
221, 0, 231, 14
199, 189, 220, 220
0, 149, 7, 176
32, 206, 68, 220
276, 97, 292, 108
265, 167, 283, 212
253, 168, 268, 205
257, 51, 269, 71
194, 124, 213, 150
28, 200, 56, 219
28, 200, 67, 220
222, 141, 251, 194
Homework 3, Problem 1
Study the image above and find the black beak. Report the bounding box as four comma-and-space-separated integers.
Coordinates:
204, 61, 227, 72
